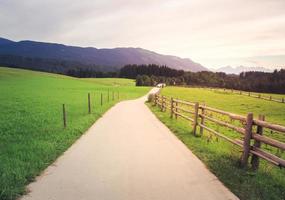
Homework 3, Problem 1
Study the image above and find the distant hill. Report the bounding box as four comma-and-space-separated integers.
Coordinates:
0, 37, 207, 73
215, 66, 273, 74
0, 38, 14, 45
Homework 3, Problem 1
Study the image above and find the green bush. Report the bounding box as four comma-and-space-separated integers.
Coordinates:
147, 93, 155, 102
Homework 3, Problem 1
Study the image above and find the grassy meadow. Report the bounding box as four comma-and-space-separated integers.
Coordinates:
163, 87, 285, 124
214, 88, 285, 103
148, 86, 285, 200
0, 67, 150, 200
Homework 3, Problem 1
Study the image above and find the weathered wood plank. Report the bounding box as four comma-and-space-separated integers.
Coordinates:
240, 113, 253, 167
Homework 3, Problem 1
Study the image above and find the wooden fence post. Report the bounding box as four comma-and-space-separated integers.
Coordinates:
164, 96, 166, 111
175, 101, 178, 119
62, 104, 66, 128
161, 96, 164, 112
251, 115, 265, 170
101, 93, 103, 106
200, 103, 205, 135
154, 94, 157, 106
170, 97, 173, 118
193, 102, 199, 136
88, 93, 91, 114
240, 113, 253, 167
282, 98, 284, 103
269, 96, 272, 101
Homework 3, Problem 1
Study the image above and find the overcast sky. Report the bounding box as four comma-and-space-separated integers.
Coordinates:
1, 0, 285, 69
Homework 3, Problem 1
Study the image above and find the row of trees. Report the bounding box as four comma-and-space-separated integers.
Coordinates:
1, 56, 284, 93
130, 65, 285, 94
66, 68, 117, 78
135, 75, 177, 86
238, 70, 285, 93
120, 64, 184, 78
0, 55, 118, 75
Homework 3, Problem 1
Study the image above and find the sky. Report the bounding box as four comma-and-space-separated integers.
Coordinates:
1, 0, 285, 69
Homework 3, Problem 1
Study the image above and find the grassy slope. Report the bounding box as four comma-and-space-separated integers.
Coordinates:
148, 86, 285, 200
0, 67, 150, 200
242, 91, 285, 100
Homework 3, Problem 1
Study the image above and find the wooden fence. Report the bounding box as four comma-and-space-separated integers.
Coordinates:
62, 91, 120, 128
154, 94, 285, 170
211, 88, 285, 104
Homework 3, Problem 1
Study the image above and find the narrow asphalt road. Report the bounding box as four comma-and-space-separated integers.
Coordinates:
21, 88, 238, 200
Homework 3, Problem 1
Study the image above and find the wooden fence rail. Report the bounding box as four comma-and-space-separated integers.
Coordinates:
212, 88, 285, 104
153, 94, 285, 170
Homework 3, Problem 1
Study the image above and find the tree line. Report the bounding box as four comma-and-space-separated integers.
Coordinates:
127, 65, 285, 94
1, 56, 284, 94
0, 55, 118, 75
119, 64, 184, 78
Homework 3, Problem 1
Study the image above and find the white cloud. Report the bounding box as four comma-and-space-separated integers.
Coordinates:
0, 0, 285, 68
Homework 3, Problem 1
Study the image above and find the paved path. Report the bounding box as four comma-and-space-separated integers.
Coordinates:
21, 88, 238, 200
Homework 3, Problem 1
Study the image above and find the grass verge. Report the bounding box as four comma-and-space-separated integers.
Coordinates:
0, 67, 150, 200
147, 87, 285, 200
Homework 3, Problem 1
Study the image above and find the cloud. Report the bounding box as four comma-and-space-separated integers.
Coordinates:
0, 0, 285, 68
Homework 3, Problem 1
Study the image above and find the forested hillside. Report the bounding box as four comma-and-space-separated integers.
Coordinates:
0, 37, 207, 73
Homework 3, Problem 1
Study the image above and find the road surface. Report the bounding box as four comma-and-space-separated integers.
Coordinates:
21, 88, 238, 200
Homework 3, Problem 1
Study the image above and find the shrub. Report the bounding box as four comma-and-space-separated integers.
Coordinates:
147, 93, 155, 102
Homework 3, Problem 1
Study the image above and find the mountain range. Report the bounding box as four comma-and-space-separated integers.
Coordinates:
0, 37, 207, 72
215, 66, 274, 74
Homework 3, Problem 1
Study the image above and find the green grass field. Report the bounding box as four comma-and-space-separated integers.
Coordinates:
163, 87, 285, 125
148, 86, 285, 200
0, 67, 150, 200
214, 88, 285, 102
